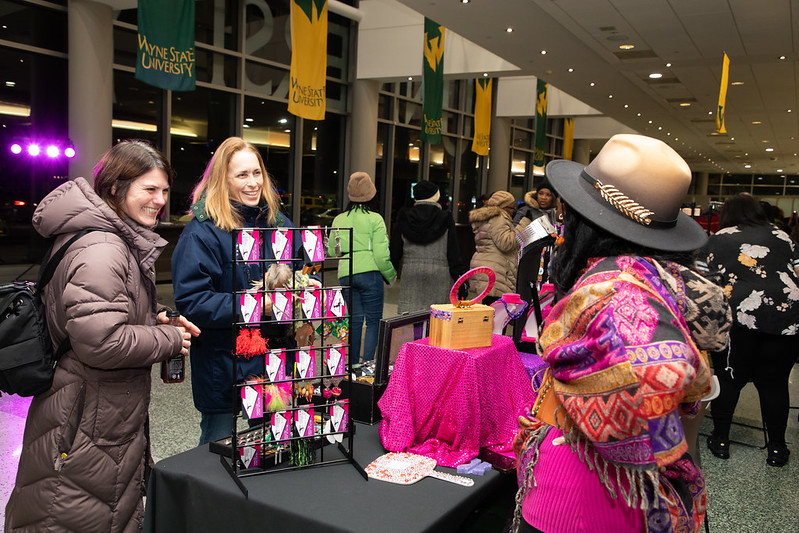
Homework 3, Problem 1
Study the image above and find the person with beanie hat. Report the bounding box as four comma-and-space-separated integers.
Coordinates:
467, 190, 520, 304
390, 181, 467, 313
328, 172, 396, 362
512, 190, 545, 227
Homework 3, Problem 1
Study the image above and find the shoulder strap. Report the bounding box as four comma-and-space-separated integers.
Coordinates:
36, 228, 115, 295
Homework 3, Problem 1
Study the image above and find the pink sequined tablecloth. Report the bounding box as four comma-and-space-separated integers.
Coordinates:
378, 335, 534, 468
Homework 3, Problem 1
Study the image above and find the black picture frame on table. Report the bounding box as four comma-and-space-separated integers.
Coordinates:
216, 226, 363, 497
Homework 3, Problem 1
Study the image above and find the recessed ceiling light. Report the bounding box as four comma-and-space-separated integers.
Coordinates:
637, 113, 641, 117
744, 164, 752, 168
506, 27, 513, 33
278, 118, 288, 124
624, 104, 629, 108
788, 109, 792, 113
540, 50, 547, 55
648, 73, 663, 79
590, 82, 595, 87
483, 72, 488, 77
619, 44, 634, 50
752, 121, 762, 124
648, 120, 653, 124
731, 81, 744, 86
665, 62, 672, 67
779, 55, 786, 60
608, 94, 613, 99
460, 0, 469, 3
568, 68, 574, 72
243, 124, 250, 128
679, 103, 691, 107
5, 81, 15, 87
284, 129, 291, 133
777, 169, 784, 172
245, 118, 254, 122
658, 126, 662, 130
408, 77, 413, 80
766, 148, 774, 152
708, 111, 713, 115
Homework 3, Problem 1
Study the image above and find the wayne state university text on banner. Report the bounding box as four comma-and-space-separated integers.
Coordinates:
288, 0, 328, 120
135, 0, 195, 91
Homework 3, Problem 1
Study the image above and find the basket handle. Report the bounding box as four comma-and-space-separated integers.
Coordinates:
449, 267, 496, 306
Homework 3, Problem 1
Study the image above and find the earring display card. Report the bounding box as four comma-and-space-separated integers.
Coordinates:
266, 349, 286, 382
331, 401, 349, 433
271, 228, 292, 262
295, 407, 315, 437
325, 287, 346, 318
301, 288, 322, 319
240, 291, 262, 324
241, 382, 264, 420
296, 348, 316, 380
271, 410, 291, 442
326, 346, 346, 376
240, 444, 261, 469
301, 227, 324, 262
270, 289, 293, 322
237, 229, 260, 263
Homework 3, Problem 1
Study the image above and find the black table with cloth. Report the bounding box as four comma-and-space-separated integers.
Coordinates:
143, 422, 515, 532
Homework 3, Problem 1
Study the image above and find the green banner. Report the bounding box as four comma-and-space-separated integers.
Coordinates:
534, 78, 548, 167
421, 18, 445, 145
135, 0, 196, 92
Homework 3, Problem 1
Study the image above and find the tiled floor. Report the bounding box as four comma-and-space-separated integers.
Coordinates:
1, 273, 797, 532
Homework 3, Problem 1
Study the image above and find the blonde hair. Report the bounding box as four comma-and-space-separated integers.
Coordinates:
189, 137, 281, 231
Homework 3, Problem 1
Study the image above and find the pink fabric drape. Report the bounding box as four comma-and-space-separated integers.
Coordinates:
378, 335, 534, 467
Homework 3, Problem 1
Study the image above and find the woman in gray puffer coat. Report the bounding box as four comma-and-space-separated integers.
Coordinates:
5, 141, 197, 533
467, 190, 520, 303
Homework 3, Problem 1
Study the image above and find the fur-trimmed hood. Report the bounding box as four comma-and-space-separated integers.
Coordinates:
524, 191, 540, 208
469, 205, 509, 224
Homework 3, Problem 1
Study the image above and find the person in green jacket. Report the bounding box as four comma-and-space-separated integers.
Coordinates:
328, 172, 396, 362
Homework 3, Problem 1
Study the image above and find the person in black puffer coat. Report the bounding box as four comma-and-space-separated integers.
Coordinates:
390, 181, 467, 314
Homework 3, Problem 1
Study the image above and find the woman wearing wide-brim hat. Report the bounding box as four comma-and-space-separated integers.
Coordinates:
512, 134, 731, 533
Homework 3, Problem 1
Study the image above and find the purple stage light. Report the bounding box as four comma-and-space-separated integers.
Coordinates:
27, 144, 40, 156
10, 143, 22, 154
64, 147, 76, 158
46, 145, 60, 158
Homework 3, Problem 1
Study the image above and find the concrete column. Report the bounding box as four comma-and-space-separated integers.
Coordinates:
68, 0, 113, 182
572, 139, 591, 165
349, 79, 379, 179
693, 171, 710, 208
487, 116, 510, 194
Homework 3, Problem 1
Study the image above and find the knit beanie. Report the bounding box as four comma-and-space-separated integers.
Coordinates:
413, 181, 440, 203
486, 190, 516, 209
348, 172, 377, 202
537, 181, 558, 198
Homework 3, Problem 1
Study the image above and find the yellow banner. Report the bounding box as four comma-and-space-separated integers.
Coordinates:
563, 117, 574, 160
472, 78, 492, 156
716, 52, 729, 133
288, 0, 327, 120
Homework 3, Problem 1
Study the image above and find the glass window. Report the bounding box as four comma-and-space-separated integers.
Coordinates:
169, 87, 237, 216
443, 111, 458, 136
196, 0, 239, 50
397, 100, 421, 128
196, 49, 239, 88
429, 137, 456, 212
245, 0, 291, 64
753, 186, 784, 196
113, 25, 138, 68
512, 129, 531, 150
0, 48, 68, 215
241, 96, 295, 210
390, 127, 421, 225
756, 175, 786, 186
723, 174, 752, 186
112, 69, 162, 147
378, 94, 392, 120
444, 80, 460, 110
457, 143, 480, 224
299, 115, 344, 226
245, 60, 290, 99
0, 0, 67, 52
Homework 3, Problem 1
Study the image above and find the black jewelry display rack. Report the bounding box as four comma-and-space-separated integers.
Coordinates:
212, 226, 363, 497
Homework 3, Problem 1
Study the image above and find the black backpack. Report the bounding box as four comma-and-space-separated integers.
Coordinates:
0, 229, 107, 397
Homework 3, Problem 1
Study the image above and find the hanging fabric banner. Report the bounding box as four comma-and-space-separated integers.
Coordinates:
563, 117, 574, 161
472, 78, 492, 156
533, 79, 549, 167
135, 0, 195, 91
716, 52, 730, 134
421, 18, 445, 145
288, 0, 328, 120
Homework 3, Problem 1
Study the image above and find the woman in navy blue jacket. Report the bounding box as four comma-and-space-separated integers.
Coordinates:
172, 137, 318, 445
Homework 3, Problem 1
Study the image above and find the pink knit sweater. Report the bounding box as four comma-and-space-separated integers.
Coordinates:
522, 429, 645, 532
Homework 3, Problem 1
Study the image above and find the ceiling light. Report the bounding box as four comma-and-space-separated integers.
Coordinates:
744, 164, 751, 168
408, 77, 413, 80
624, 104, 628, 108
278, 118, 288, 124
568, 68, 574, 73
482, 72, 488, 77
245, 118, 254, 122
679, 103, 691, 107
648, 120, 652, 124
589, 82, 595, 87
777, 169, 784, 173
243, 124, 250, 128
460, 0, 469, 3
636, 113, 641, 117
658, 126, 662, 130
766, 148, 774, 152
751, 121, 762, 124
665, 62, 672, 67
779, 55, 786, 60
619, 44, 634, 50
731, 81, 744, 86
5, 81, 14, 87
608, 94, 613, 99
708, 111, 713, 115
506, 27, 513, 33
648, 73, 662, 79
540, 50, 547, 55
788, 109, 792, 113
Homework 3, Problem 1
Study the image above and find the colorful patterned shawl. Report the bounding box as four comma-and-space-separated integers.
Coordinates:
514, 256, 729, 533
